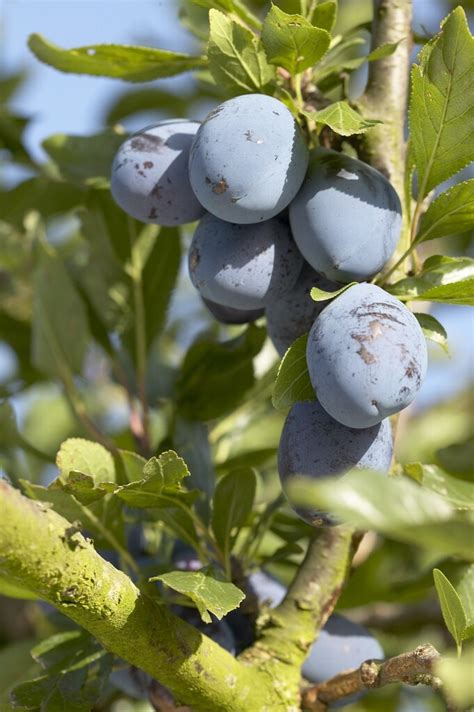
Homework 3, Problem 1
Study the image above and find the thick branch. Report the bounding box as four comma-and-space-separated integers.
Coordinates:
302, 644, 442, 711
240, 527, 357, 704
0, 482, 283, 712
356, 0, 413, 264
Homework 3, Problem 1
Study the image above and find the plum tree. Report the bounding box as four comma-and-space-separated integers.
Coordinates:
188, 213, 303, 309
290, 149, 401, 282
278, 401, 392, 525
265, 263, 339, 355
202, 297, 264, 325
306, 283, 428, 428
302, 613, 384, 707
110, 120, 205, 225
188, 94, 309, 224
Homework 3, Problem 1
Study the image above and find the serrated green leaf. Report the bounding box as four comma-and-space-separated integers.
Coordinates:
42, 130, 125, 186
390, 255, 474, 305
272, 333, 315, 411
57, 438, 116, 484
433, 568, 467, 650
176, 324, 266, 421
309, 102, 381, 136
287, 469, 474, 560
153, 571, 244, 623
261, 5, 331, 74
28, 33, 207, 82
435, 648, 474, 708
212, 468, 256, 562
207, 9, 274, 95
310, 2, 337, 33
158, 450, 190, 488
417, 179, 474, 243
410, 7, 474, 197
413, 313, 449, 353
32, 238, 91, 379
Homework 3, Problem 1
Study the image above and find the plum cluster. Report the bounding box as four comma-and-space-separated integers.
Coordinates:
111, 93, 428, 525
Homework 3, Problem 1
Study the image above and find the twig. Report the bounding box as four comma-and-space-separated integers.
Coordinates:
302, 644, 443, 711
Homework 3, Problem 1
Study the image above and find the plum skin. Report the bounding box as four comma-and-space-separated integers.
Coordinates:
306, 283, 428, 428
202, 297, 264, 325
188, 94, 309, 224
302, 613, 384, 708
111, 119, 205, 226
278, 400, 393, 525
188, 213, 303, 310
265, 262, 339, 356
290, 149, 401, 282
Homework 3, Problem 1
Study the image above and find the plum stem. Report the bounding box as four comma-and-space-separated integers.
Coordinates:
301, 643, 449, 711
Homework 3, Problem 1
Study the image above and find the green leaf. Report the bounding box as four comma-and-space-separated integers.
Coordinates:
437, 437, 474, 480
28, 33, 207, 82
57, 438, 116, 484
435, 647, 474, 708
32, 237, 91, 379
212, 468, 256, 561
207, 9, 275, 95
416, 179, 474, 243
158, 450, 190, 488
0, 575, 39, 601
261, 5, 331, 74
272, 333, 315, 412
0, 177, 83, 228
453, 564, 474, 637
410, 7, 474, 197
42, 130, 125, 186
287, 469, 474, 560
404, 463, 474, 511
0, 400, 21, 450
0, 640, 40, 712
11, 631, 112, 712
310, 1, 337, 33
433, 568, 467, 650
309, 102, 381, 136
176, 324, 266, 421
117, 450, 147, 483
413, 313, 449, 353
190, 0, 261, 31
153, 571, 244, 623
310, 281, 357, 301
390, 255, 474, 305
104, 88, 190, 124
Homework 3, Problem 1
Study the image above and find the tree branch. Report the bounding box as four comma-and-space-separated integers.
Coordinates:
301, 644, 443, 711
240, 527, 358, 705
356, 0, 413, 268
0, 482, 285, 712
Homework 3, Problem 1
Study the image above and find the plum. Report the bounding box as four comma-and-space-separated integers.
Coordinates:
248, 570, 286, 607
278, 401, 392, 525
202, 297, 264, 325
290, 149, 401, 282
265, 262, 339, 355
188, 213, 303, 309
302, 613, 384, 708
306, 283, 428, 428
111, 119, 205, 225
188, 94, 309, 224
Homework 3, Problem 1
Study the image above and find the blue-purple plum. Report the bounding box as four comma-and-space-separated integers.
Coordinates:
111, 120, 205, 226
290, 149, 401, 282
265, 263, 339, 355
278, 401, 392, 525
202, 297, 264, 325
307, 283, 428, 428
188, 94, 309, 224
188, 213, 303, 309
302, 613, 384, 708
248, 570, 286, 607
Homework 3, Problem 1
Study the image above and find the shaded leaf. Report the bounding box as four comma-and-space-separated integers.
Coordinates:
153, 571, 244, 623
413, 313, 449, 353
437, 438, 474, 480
207, 9, 274, 95
417, 180, 474, 243
405, 463, 474, 511
410, 7, 474, 197
28, 34, 207, 82
272, 333, 315, 411
310, 2, 337, 33
261, 5, 331, 74
212, 468, 256, 560
433, 568, 467, 649
435, 648, 474, 708
309, 102, 381, 136
0, 576, 38, 601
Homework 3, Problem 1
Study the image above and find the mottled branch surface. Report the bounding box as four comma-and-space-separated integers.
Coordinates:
0, 482, 284, 712
302, 644, 442, 711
